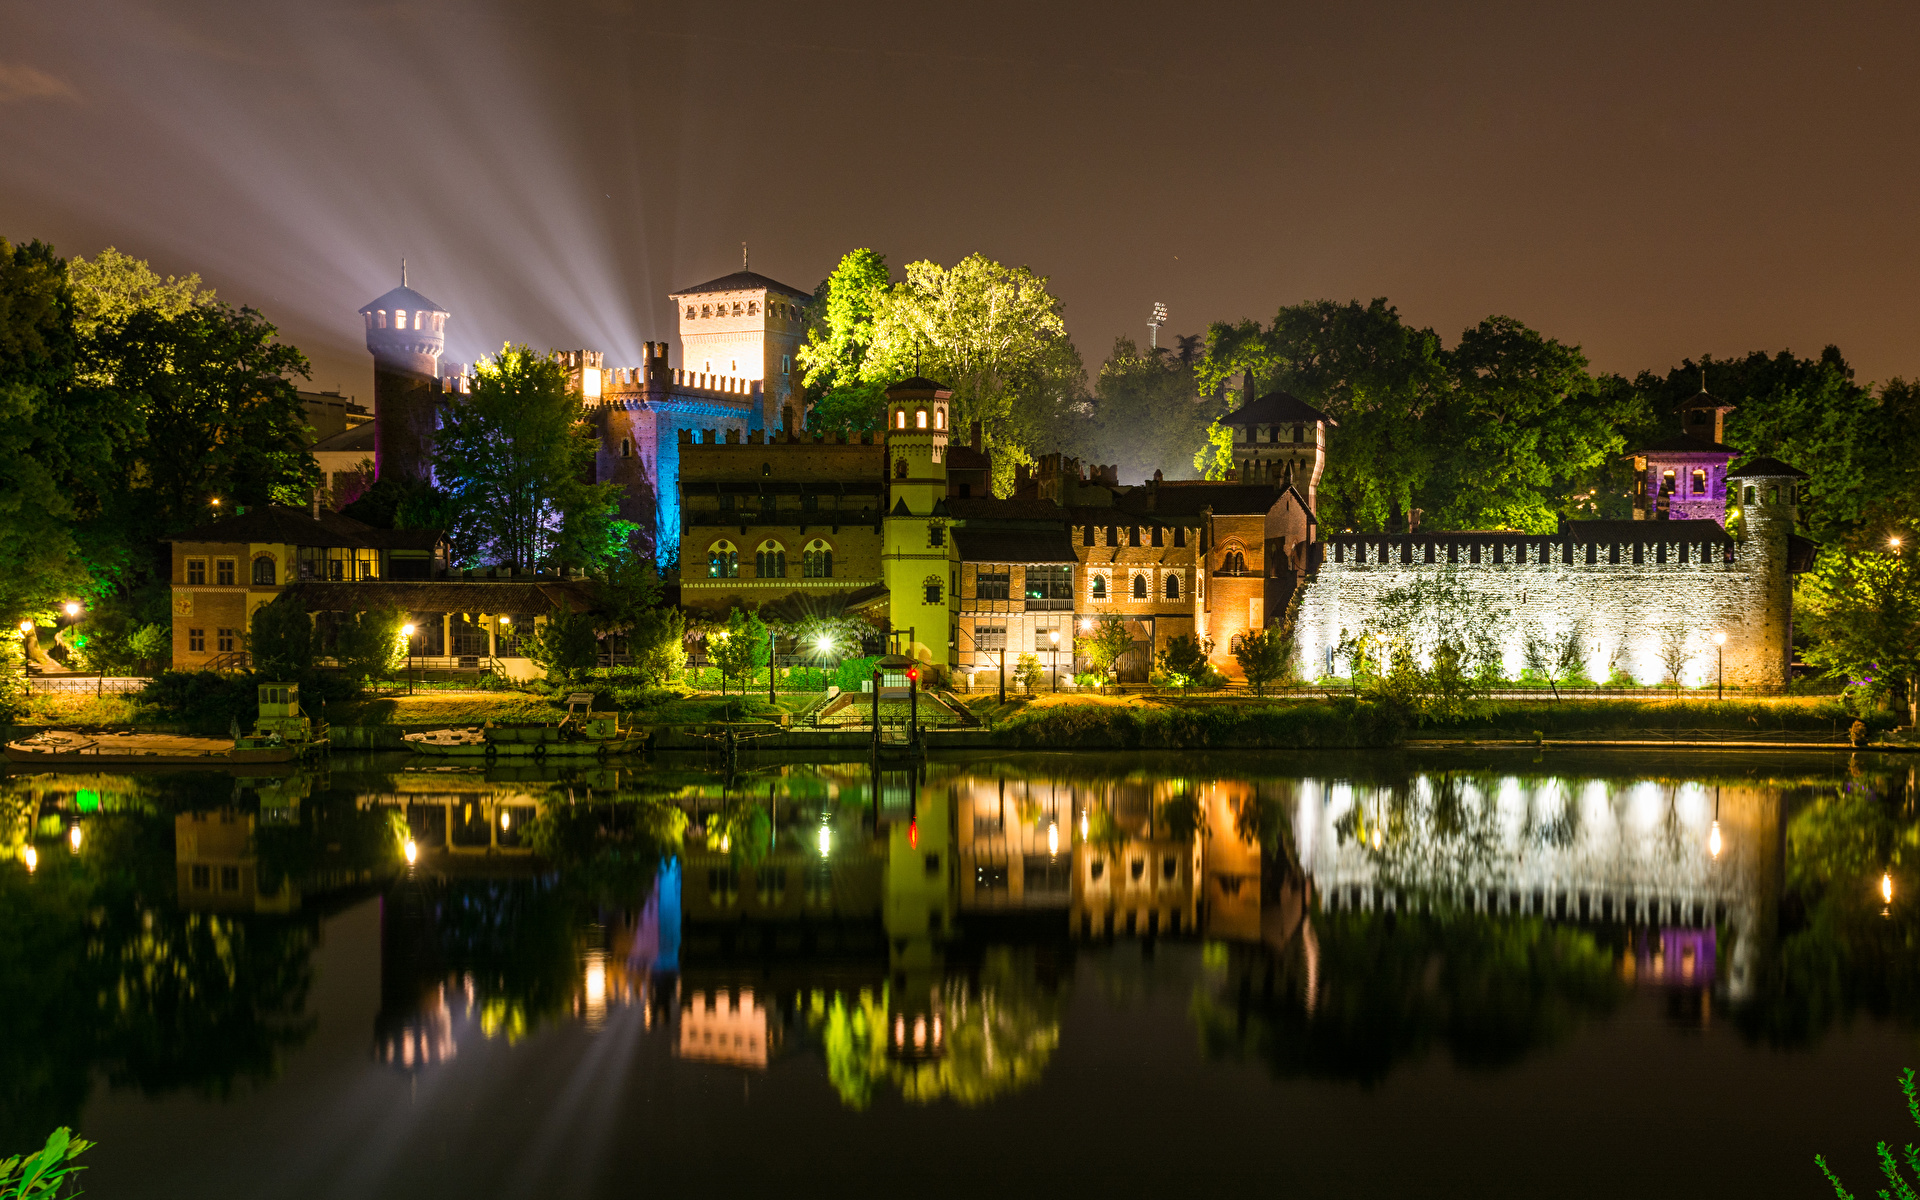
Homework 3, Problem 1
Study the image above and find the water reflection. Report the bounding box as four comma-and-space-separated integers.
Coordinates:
3, 752, 1917, 1143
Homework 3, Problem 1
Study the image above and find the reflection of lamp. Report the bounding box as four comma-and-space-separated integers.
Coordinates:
500, 811, 511, 831
404, 838, 419, 866
401, 623, 416, 695
1047, 821, 1059, 857
817, 825, 831, 858
1711, 630, 1727, 700
1709, 821, 1722, 859
21, 846, 36, 872
1884, 872, 1895, 905
68, 824, 82, 852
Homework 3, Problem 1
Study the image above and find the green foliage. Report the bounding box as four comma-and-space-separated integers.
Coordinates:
1154, 635, 1214, 688
1192, 418, 1234, 480
524, 610, 599, 681
1075, 614, 1133, 681
338, 475, 454, 532
0, 1126, 93, 1197
1013, 652, 1044, 695
708, 609, 770, 691
996, 697, 1407, 749
1235, 625, 1295, 694
829, 656, 882, 692
333, 606, 407, 683
138, 670, 262, 734
1816, 1069, 1920, 1200
432, 345, 627, 569
1087, 336, 1213, 483
67, 246, 207, 341
248, 595, 313, 677
1800, 547, 1920, 724
1521, 617, 1591, 700
798, 249, 891, 396
588, 556, 683, 684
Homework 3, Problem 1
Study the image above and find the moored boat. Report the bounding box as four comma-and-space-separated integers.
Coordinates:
3, 682, 328, 767
403, 693, 647, 758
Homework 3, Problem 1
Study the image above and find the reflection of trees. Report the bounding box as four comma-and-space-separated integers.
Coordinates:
1736, 780, 1920, 1046
804, 950, 1065, 1109
1192, 913, 1625, 1086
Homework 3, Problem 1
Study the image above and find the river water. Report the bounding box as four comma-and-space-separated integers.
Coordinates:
2, 748, 1914, 1198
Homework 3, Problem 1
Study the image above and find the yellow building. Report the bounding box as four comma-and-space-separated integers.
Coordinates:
880, 378, 957, 669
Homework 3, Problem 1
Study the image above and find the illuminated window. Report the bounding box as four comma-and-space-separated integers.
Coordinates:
748, 301, 759, 315
377, 310, 388, 328
188, 628, 205, 652
1691, 469, 1707, 495
395, 310, 407, 330
895, 409, 907, 429
186, 558, 206, 585
215, 559, 236, 586
1132, 573, 1148, 600
755, 540, 786, 579
916, 409, 928, 429
935, 407, 946, 430
708, 541, 739, 578
803, 539, 833, 578
251, 557, 275, 585
1661, 470, 1676, 495
1165, 573, 1180, 600
1090, 574, 1107, 601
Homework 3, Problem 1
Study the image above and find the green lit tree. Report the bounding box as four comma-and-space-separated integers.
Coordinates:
708, 608, 770, 694
1076, 614, 1133, 682
1800, 546, 1920, 726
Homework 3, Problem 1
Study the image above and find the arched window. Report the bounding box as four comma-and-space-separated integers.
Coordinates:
1691, 468, 1707, 495
252, 557, 276, 586
935, 407, 946, 430
756, 540, 786, 579
685, 305, 696, 319
708, 540, 738, 578
1164, 573, 1180, 600
915, 409, 928, 429
1132, 573, 1148, 600
895, 458, 908, 479
1222, 551, 1247, 576
732, 302, 743, 316
395, 310, 407, 330
1090, 574, 1107, 600
803, 539, 833, 578
747, 301, 759, 315
700, 304, 712, 318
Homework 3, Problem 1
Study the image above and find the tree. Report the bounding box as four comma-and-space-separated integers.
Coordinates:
1076, 614, 1133, 682
67, 247, 208, 343
1651, 623, 1695, 692
432, 345, 627, 569
1800, 546, 1920, 725
1155, 635, 1213, 687
1816, 1068, 1920, 1199
1522, 617, 1591, 700
524, 610, 598, 682
1087, 336, 1212, 483
1235, 626, 1293, 694
248, 596, 313, 677
1013, 652, 1043, 695
589, 556, 684, 684
797, 249, 893, 434
708, 608, 770, 693
334, 606, 406, 685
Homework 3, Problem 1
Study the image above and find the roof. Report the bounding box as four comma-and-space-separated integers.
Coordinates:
885, 376, 952, 396
1222, 390, 1336, 428
670, 270, 812, 300
281, 580, 591, 613
947, 445, 991, 470
1726, 456, 1809, 480
358, 285, 447, 315
311, 423, 376, 454
951, 527, 1079, 565
169, 505, 441, 550
1563, 519, 1733, 543
1631, 434, 1739, 455
1115, 484, 1284, 517
947, 496, 1064, 521
1681, 388, 1736, 411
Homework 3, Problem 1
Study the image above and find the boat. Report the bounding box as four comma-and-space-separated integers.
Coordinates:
403, 693, 648, 758
4, 682, 328, 767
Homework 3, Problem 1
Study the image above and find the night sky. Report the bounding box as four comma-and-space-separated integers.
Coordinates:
6, 0, 1918, 402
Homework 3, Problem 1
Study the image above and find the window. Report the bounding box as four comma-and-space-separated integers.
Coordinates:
1293, 423, 1305, 443
186, 558, 206, 585
1691, 468, 1707, 495
803, 540, 833, 578
685, 305, 696, 319
1165, 573, 1181, 600
924, 577, 944, 605
708, 541, 739, 578
621, 438, 633, 458
781, 354, 790, 375
916, 409, 928, 429
217, 628, 236, 652
1222, 551, 1247, 576
977, 625, 1007, 650
755, 541, 786, 579
1024, 565, 1073, 602
1174, 526, 1186, 547
928, 524, 945, 548
220, 865, 240, 891
1132, 573, 1148, 600
976, 568, 1010, 600
252, 557, 275, 585
1090, 574, 1107, 600
394, 310, 407, 330
190, 864, 210, 889
188, 628, 205, 652
895, 458, 908, 479
215, 559, 236, 586
896, 410, 907, 429
1744, 485, 1756, 506
748, 301, 759, 315
701, 305, 711, 318
935, 408, 946, 429
1661, 470, 1676, 495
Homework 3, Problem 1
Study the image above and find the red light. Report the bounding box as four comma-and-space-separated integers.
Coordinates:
907, 667, 919, 682
909, 819, 918, 849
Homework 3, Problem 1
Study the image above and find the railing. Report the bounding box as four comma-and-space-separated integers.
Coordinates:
26, 675, 150, 695
204, 651, 251, 674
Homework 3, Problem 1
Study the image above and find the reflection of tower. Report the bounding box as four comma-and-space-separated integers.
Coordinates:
359, 266, 449, 483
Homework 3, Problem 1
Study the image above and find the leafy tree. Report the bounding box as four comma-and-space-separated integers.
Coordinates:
248, 596, 313, 677
1650, 623, 1695, 692
1013, 652, 1043, 694
1800, 546, 1920, 725
432, 345, 626, 569
1192, 419, 1234, 480
1087, 336, 1212, 483
1076, 614, 1133, 681
589, 557, 684, 684
1522, 617, 1591, 700
1154, 635, 1213, 687
333, 606, 406, 685
797, 249, 893, 433
338, 475, 455, 531
67, 246, 208, 343
524, 610, 598, 682
1234, 625, 1293, 694
1817, 1069, 1920, 1200
708, 608, 770, 693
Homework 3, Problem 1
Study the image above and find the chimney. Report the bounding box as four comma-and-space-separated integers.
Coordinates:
1015, 463, 1031, 490
970, 420, 981, 452
1243, 369, 1257, 406
1153, 468, 1163, 484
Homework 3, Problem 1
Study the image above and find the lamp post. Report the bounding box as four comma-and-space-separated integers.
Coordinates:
401, 624, 415, 695
1049, 629, 1060, 693
1712, 630, 1727, 701
768, 627, 777, 705
18, 619, 33, 682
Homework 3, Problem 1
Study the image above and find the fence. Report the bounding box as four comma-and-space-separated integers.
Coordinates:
26, 675, 150, 696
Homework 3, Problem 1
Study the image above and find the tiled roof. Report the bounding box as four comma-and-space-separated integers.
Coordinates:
1223, 390, 1335, 428
170, 505, 439, 550
281, 580, 590, 613
951, 527, 1078, 564
358, 285, 446, 315
1726, 456, 1810, 480
670, 270, 812, 299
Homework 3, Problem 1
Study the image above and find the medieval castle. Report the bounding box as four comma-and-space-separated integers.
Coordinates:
327, 265, 1811, 687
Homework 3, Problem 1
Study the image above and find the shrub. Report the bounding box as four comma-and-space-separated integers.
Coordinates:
829, 656, 882, 692
1014, 653, 1044, 695
249, 595, 314, 676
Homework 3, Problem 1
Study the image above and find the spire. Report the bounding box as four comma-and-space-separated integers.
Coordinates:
402, 257, 408, 288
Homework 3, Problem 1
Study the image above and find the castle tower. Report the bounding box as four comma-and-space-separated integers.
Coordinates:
1726, 456, 1810, 685
670, 259, 810, 433
882, 378, 954, 671
1630, 385, 1738, 523
359, 269, 449, 482
1219, 387, 1333, 513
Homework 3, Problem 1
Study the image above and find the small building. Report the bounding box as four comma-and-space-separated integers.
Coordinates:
1630, 385, 1740, 523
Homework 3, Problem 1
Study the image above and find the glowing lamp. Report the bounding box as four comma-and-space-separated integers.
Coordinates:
1080, 618, 1092, 632
907, 667, 919, 683
499, 616, 510, 625
18, 620, 33, 635
815, 634, 834, 654
1884, 872, 1895, 905
500, 811, 511, 831
210, 497, 220, 507
1712, 631, 1726, 646
21, 846, 36, 872
63, 602, 80, 617
1049, 631, 1059, 645
68, 825, 82, 852
404, 838, 419, 866
401, 623, 416, 636
817, 826, 831, 858
1709, 820, 1722, 858
1892, 536, 1904, 551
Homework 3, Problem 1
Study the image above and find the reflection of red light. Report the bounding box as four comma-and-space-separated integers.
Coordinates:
909, 819, 918, 849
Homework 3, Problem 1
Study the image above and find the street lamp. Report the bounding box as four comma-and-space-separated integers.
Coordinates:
1712, 630, 1727, 700
768, 627, 777, 705
1892, 536, 1904, 552
1148, 302, 1168, 351
1049, 629, 1060, 692
63, 602, 80, 618
18, 619, 33, 681
401, 623, 416, 695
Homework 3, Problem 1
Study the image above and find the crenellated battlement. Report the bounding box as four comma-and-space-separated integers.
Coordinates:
1321, 521, 1739, 569
678, 427, 877, 446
